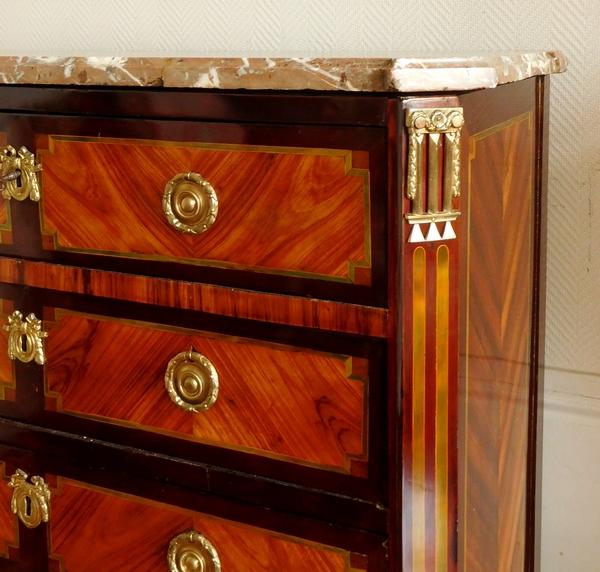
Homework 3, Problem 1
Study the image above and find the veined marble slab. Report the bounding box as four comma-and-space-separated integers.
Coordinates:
0, 52, 566, 92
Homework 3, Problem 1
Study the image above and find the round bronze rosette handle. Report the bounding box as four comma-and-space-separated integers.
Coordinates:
168, 530, 221, 572
165, 350, 219, 413
163, 172, 218, 234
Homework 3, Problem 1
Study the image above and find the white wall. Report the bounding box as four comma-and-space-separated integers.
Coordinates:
0, 1, 597, 569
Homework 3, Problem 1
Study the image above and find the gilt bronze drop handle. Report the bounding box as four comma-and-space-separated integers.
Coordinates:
168, 530, 221, 572
165, 350, 219, 413
163, 172, 218, 234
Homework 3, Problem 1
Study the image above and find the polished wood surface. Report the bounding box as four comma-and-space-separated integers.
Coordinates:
460, 110, 535, 571
39, 136, 370, 283
0, 202, 10, 246
0, 258, 388, 338
0, 131, 11, 246
0, 299, 14, 403
49, 479, 365, 572
398, 95, 462, 572
45, 310, 367, 473
0, 464, 17, 559
0, 79, 551, 572
0, 113, 388, 307
400, 235, 460, 572
0, 85, 388, 127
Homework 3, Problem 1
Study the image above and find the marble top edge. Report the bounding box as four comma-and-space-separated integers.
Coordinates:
0, 52, 567, 92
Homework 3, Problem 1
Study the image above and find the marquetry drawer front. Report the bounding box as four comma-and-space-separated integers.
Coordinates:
43, 310, 368, 476
43, 479, 368, 572
36, 135, 371, 285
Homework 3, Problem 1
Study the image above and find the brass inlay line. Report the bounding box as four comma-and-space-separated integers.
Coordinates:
412, 246, 427, 572
436, 245, 450, 572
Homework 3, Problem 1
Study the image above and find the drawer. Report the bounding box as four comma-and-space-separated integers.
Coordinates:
38, 136, 371, 282
0, 447, 388, 571
0, 111, 387, 306
43, 309, 368, 475
0, 290, 386, 501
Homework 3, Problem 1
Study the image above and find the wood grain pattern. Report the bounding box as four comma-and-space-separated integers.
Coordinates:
0, 132, 10, 245
44, 311, 367, 473
0, 300, 15, 402
399, 96, 463, 572
0, 464, 17, 559
402, 241, 460, 572
49, 479, 365, 572
39, 136, 370, 283
0, 258, 387, 338
0, 201, 11, 245
461, 113, 534, 572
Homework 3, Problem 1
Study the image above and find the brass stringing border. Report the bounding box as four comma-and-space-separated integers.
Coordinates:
412, 246, 427, 572
37, 136, 371, 284
462, 112, 533, 571
435, 245, 450, 572
43, 308, 369, 475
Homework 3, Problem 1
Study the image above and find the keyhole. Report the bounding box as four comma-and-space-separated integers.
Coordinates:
24, 496, 31, 517
15, 170, 22, 188
20, 334, 27, 353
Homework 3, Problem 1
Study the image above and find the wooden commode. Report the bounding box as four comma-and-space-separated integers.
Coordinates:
0, 53, 566, 571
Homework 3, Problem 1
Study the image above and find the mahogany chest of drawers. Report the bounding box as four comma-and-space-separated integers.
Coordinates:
0, 54, 565, 572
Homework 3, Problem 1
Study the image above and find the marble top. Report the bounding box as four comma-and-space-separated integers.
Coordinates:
0, 52, 566, 92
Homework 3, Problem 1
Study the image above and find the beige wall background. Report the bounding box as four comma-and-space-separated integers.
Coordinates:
0, 1, 595, 570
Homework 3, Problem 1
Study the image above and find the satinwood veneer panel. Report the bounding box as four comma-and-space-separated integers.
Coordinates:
44, 310, 368, 475
461, 112, 535, 571
38, 136, 371, 284
49, 480, 366, 572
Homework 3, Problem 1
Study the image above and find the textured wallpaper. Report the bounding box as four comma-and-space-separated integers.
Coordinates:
0, 0, 593, 372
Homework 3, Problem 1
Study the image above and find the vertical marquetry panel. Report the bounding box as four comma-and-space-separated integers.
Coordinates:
461, 113, 534, 572
402, 99, 461, 572
402, 224, 460, 569
49, 480, 361, 572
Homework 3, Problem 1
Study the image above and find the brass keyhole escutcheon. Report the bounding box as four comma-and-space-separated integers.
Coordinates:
0, 145, 42, 202
168, 531, 221, 572
163, 172, 218, 234
8, 470, 51, 529
3, 311, 48, 365
165, 350, 219, 413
